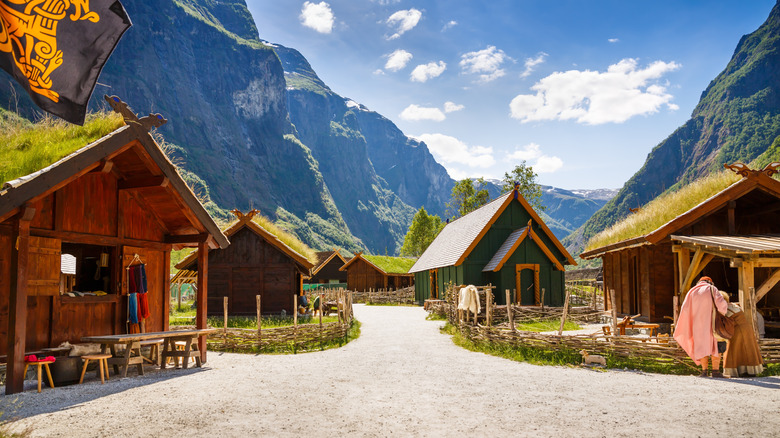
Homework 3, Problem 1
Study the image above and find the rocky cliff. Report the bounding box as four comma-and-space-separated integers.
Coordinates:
566, 0, 780, 255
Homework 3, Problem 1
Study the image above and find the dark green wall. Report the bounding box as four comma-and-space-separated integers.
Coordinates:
414, 197, 569, 305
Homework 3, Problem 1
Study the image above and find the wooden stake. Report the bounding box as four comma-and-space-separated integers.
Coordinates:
256, 294, 262, 347
223, 296, 228, 337
540, 288, 545, 310
486, 286, 493, 326
558, 288, 571, 336
749, 287, 759, 341
506, 289, 515, 332
672, 295, 679, 329
610, 289, 618, 336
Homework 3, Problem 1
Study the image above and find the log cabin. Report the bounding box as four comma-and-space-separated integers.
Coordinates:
0, 97, 229, 394
176, 209, 315, 315
306, 249, 348, 285
580, 163, 780, 333
410, 186, 576, 305
339, 253, 415, 292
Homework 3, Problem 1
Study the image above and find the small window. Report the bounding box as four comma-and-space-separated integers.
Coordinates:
60, 243, 114, 295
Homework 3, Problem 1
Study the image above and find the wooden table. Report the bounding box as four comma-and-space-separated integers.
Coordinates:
82, 329, 216, 377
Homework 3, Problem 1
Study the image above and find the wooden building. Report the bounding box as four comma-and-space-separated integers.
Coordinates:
580, 164, 780, 327
307, 250, 348, 285
339, 253, 415, 291
410, 187, 576, 305
0, 97, 229, 394
176, 210, 315, 315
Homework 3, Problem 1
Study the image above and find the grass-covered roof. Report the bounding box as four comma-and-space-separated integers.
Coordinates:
0, 111, 124, 185
246, 213, 317, 264
363, 255, 416, 274
585, 171, 742, 252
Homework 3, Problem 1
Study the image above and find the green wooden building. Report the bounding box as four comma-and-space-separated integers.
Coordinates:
410, 187, 576, 305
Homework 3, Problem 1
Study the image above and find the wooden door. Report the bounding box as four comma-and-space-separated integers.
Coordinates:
515, 264, 540, 305
28, 236, 61, 296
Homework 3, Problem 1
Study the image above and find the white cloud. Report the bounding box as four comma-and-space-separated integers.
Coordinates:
520, 52, 547, 78
535, 155, 563, 173
443, 101, 464, 113
442, 20, 457, 31
416, 133, 495, 169
385, 49, 413, 72
400, 104, 446, 121
608, 38, 619, 43
300, 2, 334, 34
460, 46, 508, 83
386, 8, 422, 40
507, 143, 563, 173
509, 58, 681, 125
373, 69, 385, 75
410, 61, 446, 82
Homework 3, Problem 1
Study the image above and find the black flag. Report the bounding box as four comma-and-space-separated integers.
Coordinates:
0, 0, 131, 125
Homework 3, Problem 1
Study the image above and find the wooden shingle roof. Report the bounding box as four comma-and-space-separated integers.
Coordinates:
410, 189, 574, 273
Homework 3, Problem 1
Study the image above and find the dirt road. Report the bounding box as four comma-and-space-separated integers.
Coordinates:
2, 304, 779, 437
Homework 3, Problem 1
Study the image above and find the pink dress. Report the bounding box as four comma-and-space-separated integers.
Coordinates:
673, 280, 728, 365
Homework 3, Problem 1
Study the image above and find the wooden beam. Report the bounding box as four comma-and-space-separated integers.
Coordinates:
691, 254, 715, 280
681, 248, 704, 293
739, 261, 756, 338
6, 206, 33, 394
164, 250, 171, 330
727, 200, 736, 235
755, 269, 780, 302
118, 176, 169, 190
751, 258, 780, 268
31, 228, 171, 251
164, 233, 209, 244
196, 240, 209, 363
90, 159, 114, 174
677, 248, 690, 298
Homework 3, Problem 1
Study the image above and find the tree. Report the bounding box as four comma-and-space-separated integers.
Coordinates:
400, 207, 445, 257
446, 177, 490, 219
501, 161, 545, 212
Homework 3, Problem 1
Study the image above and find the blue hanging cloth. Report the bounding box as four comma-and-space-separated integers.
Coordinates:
128, 292, 139, 324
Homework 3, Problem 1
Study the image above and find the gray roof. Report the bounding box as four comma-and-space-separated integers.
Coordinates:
410, 192, 511, 273
483, 227, 527, 272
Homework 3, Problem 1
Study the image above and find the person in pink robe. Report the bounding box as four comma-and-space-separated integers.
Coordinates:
673, 276, 728, 377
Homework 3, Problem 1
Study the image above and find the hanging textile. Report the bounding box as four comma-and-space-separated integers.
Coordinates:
127, 263, 151, 320
128, 292, 139, 324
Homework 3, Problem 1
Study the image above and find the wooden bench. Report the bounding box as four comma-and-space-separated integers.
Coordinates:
82, 329, 216, 377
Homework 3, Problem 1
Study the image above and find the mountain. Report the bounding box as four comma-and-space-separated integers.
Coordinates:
565, 0, 780, 256
0, 0, 454, 255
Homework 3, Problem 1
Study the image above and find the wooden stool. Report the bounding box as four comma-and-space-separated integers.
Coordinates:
23, 360, 55, 393
79, 354, 112, 384
140, 339, 163, 366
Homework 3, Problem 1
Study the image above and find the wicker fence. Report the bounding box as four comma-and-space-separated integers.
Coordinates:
440, 284, 780, 369
182, 291, 356, 353
352, 286, 415, 305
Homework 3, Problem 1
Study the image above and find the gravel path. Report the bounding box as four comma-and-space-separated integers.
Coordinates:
2, 304, 779, 437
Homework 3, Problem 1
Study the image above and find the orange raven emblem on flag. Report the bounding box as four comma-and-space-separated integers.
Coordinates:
0, 0, 100, 103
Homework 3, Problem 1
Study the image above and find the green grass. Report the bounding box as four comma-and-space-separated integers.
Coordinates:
248, 214, 317, 264
0, 111, 124, 185
362, 254, 416, 274
443, 323, 780, 376
169, 301, 340, 328
515, 320, 580, 332
585, 171, 741, 251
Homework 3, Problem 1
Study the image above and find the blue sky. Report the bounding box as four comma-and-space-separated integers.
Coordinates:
246, 0, 776, 190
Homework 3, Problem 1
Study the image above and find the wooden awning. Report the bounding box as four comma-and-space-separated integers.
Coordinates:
671, 234, 780, 256
170, 269, 199, 285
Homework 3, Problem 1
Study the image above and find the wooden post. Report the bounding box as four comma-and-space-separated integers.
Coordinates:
6, 207, 33, 394
294, 294, 298, 349
486, 286, 493, 326
319, 293, 323, 348
513, 288, 517, 304
591, 285, 597, 311
256, 294, 261, 347
196, 240, 209, 363
177, 282, 183, 311
749, 287, 759, 341
223, 296, 229, 344
505, 289, 515, 332
673, 295, 679, 329
540, 288, 546, 310
164, 250, 171, 330
558, 288, 571, 336
610, 289, 618, 336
